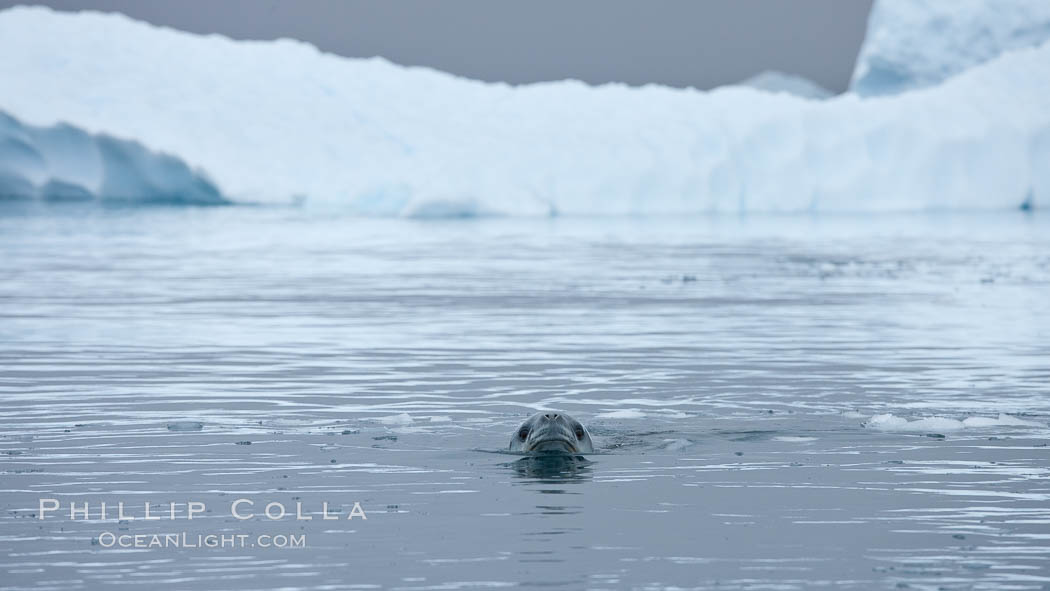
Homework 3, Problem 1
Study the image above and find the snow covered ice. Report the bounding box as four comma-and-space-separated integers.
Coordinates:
0, 5, 1048, 214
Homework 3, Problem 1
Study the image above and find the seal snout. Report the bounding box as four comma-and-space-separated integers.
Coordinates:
509, 411, 595, 454
527, 416, 575, 452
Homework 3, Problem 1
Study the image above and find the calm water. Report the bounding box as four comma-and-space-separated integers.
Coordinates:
1, 205, 1049, 590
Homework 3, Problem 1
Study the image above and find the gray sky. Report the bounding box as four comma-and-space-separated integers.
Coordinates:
2, 0, 873, 92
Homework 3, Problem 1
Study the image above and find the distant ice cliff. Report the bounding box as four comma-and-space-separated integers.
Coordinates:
0, 5, 1047, 214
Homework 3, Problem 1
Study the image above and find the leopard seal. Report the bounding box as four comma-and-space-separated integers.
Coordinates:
509, 412, 593, 454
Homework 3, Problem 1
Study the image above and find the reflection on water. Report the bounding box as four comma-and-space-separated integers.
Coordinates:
0, 206, 1048, 590
507, 453, 594, 483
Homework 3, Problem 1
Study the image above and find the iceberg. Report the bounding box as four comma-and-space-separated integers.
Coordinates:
0, 110, 224, 204
0, 6, 1047, 215
852, 0, 1050, 96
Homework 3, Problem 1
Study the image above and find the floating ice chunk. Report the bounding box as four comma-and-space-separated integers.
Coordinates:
661, 438, 695, 451
652, 410, 692, 419
865, 414, 964, 432
852, 0, 1050, 96
597, 409, 647, 419
864, 413, 1043, 433
375, 413, 414, 425
962, 414, 1043, 428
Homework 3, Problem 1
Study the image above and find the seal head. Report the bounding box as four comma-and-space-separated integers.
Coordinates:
509, 412, 593, 454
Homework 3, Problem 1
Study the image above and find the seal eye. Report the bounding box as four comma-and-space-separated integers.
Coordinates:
574, 425, 585, 439
518, 427, 529, 440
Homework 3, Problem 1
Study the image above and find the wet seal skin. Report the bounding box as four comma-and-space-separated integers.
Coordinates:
509, 412, 594, 454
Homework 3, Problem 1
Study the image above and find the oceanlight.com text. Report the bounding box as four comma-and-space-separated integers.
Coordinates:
96, 531, 307, 549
